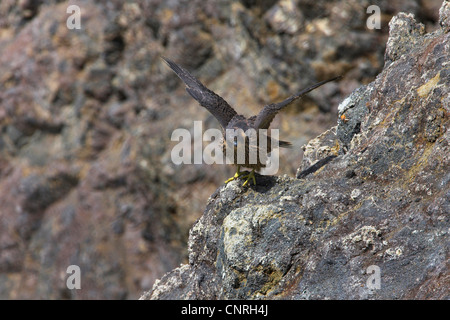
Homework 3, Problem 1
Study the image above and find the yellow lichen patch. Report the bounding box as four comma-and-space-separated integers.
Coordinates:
417, 72, 440, 97
401, 133, 435, 186
256, 265, 284, 296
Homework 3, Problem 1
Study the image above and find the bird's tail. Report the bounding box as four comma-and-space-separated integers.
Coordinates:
279, 140, 292, 148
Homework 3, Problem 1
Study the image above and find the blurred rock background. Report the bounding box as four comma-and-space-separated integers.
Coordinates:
0, 0, 442, 299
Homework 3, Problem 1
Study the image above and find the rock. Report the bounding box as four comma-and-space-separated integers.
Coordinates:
143, 5, 449, 300
0, 0, 445, 299
439, 0, 450, 32
83, 62, 114, 102
384, 12, 426, 65
19, 169, 79, 214
265, 0, 305, 35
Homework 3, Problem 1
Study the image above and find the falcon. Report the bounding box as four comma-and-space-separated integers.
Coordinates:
163, 57, 341, 186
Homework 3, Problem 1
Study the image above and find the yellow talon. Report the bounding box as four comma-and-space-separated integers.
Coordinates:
241, 169, 256, 187
225, 166, 256, 186
225, 166, 244, 183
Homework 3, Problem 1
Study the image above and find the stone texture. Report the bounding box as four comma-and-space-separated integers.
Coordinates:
143, 4, 449, 300
0, 0, 446, 299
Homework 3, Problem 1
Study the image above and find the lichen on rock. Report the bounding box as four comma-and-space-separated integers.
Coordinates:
144, 4, 449, 300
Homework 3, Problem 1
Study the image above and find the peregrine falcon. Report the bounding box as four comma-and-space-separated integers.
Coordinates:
163, 57, 341, 186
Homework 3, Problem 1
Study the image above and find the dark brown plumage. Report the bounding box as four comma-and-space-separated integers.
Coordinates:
162, 57, 341, 186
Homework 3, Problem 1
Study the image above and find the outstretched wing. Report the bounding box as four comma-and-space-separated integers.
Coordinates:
162, 57, 238, 129
254, 76, 342, 129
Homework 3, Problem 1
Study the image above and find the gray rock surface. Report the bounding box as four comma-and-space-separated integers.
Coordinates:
143, 3, 449, 300
0, 0, 446, 299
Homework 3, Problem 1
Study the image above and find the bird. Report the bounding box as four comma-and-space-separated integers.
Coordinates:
162, 57, 341, 186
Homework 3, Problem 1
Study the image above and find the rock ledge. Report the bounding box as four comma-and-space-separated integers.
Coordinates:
142, 5, 449, 300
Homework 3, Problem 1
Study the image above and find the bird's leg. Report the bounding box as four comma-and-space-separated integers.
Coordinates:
241, 168, 256, 187
224, 166, 256, 186
224, 165, 245, 184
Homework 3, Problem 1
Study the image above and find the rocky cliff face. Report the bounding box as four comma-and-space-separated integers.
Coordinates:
0, 0, 447, 299
143, 3, 449, 299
